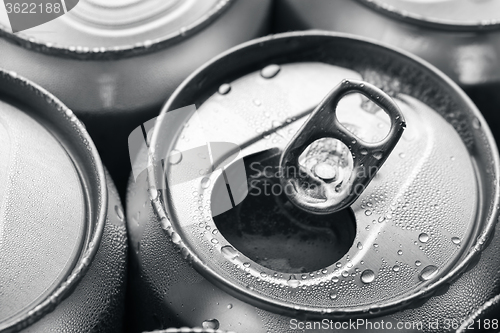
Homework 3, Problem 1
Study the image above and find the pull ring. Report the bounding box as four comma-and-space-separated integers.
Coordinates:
279, 79, 406, 214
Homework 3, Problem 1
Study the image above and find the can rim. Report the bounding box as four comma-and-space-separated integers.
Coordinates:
356, 0, 500, 31
0, 0, 233, 61
0, 69, 107, 332
149, 31, 500, 318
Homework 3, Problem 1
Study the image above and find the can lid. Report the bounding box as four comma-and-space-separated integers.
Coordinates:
0, 70, 106, 331
0, 0, 232, 60
357, 0, 500, 30
149, 32, 500, 318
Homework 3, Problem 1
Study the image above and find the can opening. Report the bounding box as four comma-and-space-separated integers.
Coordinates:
212, 149, 357, 274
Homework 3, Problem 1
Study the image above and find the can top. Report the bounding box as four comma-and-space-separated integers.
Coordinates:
0, 0, 231, 60
357, 0, 500, 30
0, 69, 106, 331
148, 32, 499, 318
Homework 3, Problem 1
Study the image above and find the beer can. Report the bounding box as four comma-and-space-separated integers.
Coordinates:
0, 0, 273, 197
273, 0, 500, 142
0, 69, 127, 332
126, 32, 500, 332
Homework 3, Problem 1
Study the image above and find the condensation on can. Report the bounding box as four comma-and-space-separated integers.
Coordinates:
0, 69, 127, 333
0, 0, 273, 198
126, 32, 500, 332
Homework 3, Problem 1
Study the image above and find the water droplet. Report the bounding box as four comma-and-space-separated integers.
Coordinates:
227, 304, 233, 309
360, 148, 368, 155
221, 245, 239, 260
415, 260, 422, 267
202, 319, 220, 330
211, 238, 219, 244
373, 152, 383, 160
148, 188, 159, 200
418, 265, 438, 281
260, 64, 281, 79
169, 149, 182, 165
114, 205, 124, 221
332, 276, 339, 283
399, 152, 406, 159
392, 265, 400, 272
357, 242, 363, 250
260, 272, 267, 278
365, 210, 372, 216
314, 163, 337, 180
201, 177, 211, 189
243, 262, 251, 268
397, 250, 403, 255
360, 269, 375, 284
253, 99, 262, 106
218, 83, 231, 95
373, 243, 379, 248
451, 237, 461, 244
342, 271, 349, 278
287, 276, 300, 288
329, 291, 338, 300
419, 233, 429, 243
472, 117, 481, 129
171, 232, 181, 245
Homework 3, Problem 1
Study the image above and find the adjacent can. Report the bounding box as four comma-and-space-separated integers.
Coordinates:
0, 0, 272, 197
126, 32, 500, 332
457, 294, 500, 333
273, 0, 500, 142
0, 69, 127, 332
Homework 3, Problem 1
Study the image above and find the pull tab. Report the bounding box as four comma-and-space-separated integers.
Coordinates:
279, 79, 406, 214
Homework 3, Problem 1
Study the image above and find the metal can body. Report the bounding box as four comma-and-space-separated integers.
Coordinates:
0, 0, 272, 197
126, 32, 500, 332
273, 0, 500, 141
0, 70, 127, 333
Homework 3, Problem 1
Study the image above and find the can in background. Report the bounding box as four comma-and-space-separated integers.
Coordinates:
126, 32, 500, 332
0, 0, 273, 198
0, 69, 127, 333
273, 0, 500, 143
